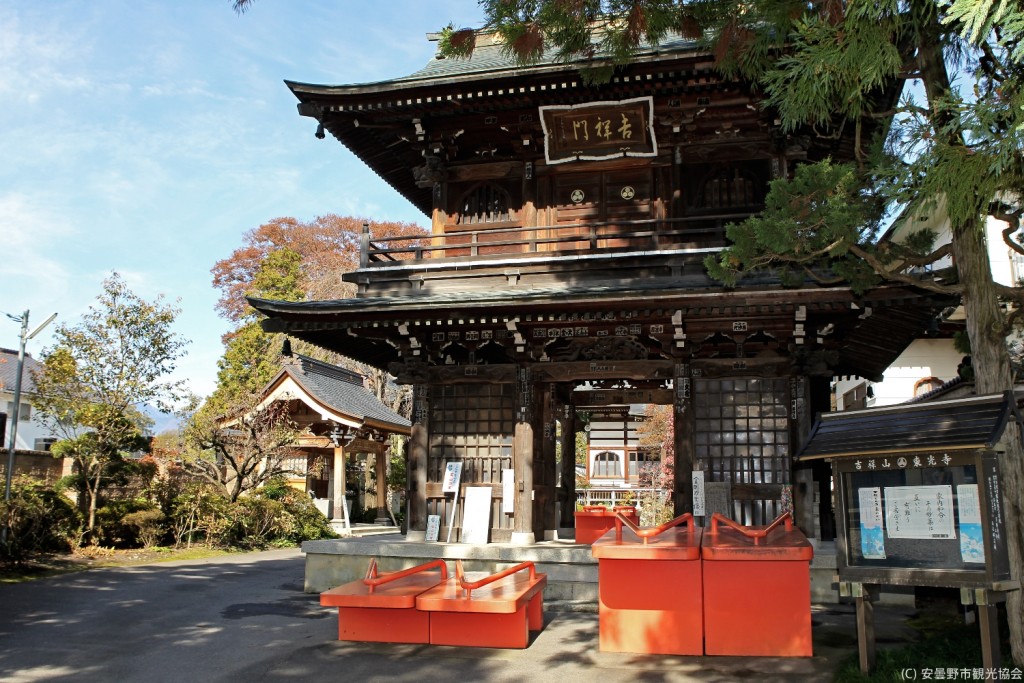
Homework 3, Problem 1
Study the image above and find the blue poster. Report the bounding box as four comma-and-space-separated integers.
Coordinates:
957, 484, 985, 564
858, 487, 886, 559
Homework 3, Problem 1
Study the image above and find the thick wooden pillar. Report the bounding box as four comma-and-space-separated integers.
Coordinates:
407, 383, 429, 540
512, 366, 535, 544
674, 362, 695, 517
537, 382, 557, 540
330, 445, 347, 525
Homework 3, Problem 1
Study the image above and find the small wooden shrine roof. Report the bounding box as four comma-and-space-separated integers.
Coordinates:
259, 353, 410, 435
796, 392, 1023, 460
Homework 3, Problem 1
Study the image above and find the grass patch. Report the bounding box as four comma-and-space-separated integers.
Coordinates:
0, 546, 250, 583
835, 600, 1017, 682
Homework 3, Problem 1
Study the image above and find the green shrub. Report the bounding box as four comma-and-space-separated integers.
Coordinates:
95, 499, 160, 548
276, 488, 336, 543
232, 496, 289, 548
259, 476, 291, 500
122, 508, 167, 549
1, 477, 82, 562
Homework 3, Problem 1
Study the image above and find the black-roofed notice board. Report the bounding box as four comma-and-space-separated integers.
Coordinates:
833, 449, 1010, 587
798, 393, 1020, 590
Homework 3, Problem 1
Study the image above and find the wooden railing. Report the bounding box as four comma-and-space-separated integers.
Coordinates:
358, 214, 752, 267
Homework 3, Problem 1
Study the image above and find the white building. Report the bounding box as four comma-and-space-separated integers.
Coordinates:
1, 348, 58, 452
834, 200, 1020, 409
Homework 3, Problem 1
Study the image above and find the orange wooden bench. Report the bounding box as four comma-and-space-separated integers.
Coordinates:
415, 560, 547, 649
319, 558, 447, 643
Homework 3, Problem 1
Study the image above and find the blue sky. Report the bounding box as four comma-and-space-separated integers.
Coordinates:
1, 1, 483, 401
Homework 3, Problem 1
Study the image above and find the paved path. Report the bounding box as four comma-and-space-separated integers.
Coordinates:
0, 548, 910, 682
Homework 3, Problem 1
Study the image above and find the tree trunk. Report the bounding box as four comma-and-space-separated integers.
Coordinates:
915, 7, 1024, 661
952, 219, 1024, 661
87, 464, 102, 534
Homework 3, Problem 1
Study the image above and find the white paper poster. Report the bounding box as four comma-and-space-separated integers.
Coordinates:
425, 514, 441, 542
957, 484, 985, 563
884, 485, 956, 540
858, 487, 886, 559
461, 487, 493, 545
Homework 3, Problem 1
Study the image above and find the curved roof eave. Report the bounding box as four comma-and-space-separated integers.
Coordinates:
285, 39, 709, 101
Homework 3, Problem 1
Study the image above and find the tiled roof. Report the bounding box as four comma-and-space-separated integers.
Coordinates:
0, 348, 43, 394
282, 354, 409, 431
289, 33, 702, 92
392, 33, 702, 85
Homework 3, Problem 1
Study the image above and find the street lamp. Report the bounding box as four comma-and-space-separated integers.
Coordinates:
2, 309, 57, 546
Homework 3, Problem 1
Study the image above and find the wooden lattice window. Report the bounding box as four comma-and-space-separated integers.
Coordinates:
628, 450, 657, 480
427, 383, 515, 532
694, 377, 791, 524
457, 183, 513, 225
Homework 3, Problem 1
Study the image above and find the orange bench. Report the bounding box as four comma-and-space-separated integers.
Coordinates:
320, 558, 447, 643
415, 561, 548, 649
591, 512, 703, 655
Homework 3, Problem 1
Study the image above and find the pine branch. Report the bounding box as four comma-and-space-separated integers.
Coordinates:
848, 244, 962, 295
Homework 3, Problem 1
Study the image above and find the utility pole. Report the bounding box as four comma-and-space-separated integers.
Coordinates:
2, 309, 57, 546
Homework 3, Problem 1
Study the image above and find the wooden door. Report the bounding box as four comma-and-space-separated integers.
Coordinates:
550, 169, 653, 251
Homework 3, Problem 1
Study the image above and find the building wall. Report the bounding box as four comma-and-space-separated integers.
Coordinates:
0, 450, 73, 485
834, 207, 1017, 409
2, 392, 59, 452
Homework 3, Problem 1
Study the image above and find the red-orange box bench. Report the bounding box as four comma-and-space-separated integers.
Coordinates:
319, 558, 447, 644
591, 513, 703, 656
416, 561, 547, 649
701, 512, 814, 657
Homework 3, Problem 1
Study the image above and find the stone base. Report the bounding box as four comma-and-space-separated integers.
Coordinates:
510, 531, 536, 545
302, 534, 598, 606
302, 535, 910, 612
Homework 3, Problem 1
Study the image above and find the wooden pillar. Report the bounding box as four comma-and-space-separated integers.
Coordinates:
855, 583, 877, 674
374, 445, 388, 524
512, 366, 535, 544
559, 400, 577, 529
407, 383, 430, 540
538, 382, 557, 540
305, 452, 315, 496
330, 445, 347, 525
674, 362, 695, 516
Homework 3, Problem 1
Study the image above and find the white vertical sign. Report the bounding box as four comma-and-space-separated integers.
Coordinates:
442, 462, 463, 493
443, 462, 463, 542
692, 471, 706, 516
502, 468, 515, 514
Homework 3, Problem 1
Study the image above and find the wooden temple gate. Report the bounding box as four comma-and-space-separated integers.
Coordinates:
251, 29, 954, 543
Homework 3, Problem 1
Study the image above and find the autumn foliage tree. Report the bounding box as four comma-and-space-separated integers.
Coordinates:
208, 214, 426, 416
211, 214, 426, 323
635, 404, 675, 525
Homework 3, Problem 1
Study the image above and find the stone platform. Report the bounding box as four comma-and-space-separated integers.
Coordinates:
302, 534, 874, 609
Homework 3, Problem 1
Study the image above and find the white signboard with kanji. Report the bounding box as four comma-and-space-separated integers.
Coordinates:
883, 485, 955, 540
